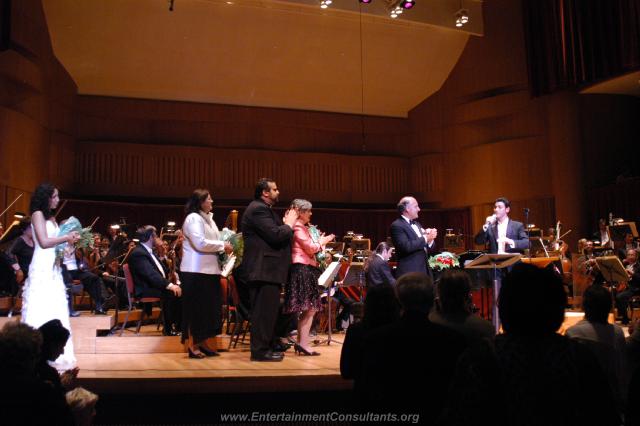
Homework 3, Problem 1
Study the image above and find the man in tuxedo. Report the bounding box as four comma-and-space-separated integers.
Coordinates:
390, 196, 438, 279
474, 197, 529, 254
127, 226, 182, 335
241, 178, 298, 361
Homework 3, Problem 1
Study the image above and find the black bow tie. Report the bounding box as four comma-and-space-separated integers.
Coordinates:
409, 220, 417, 225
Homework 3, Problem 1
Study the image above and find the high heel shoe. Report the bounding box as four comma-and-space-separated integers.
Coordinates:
293, 343, 320, 356
198, 346, 220, 357
188, 348, 206, 359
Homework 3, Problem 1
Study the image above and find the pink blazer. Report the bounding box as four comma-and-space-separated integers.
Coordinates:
291, 221, 321, 267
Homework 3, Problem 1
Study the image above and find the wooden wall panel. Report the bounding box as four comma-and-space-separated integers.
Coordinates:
75, 96, 410, 157
0, 0, 77, 216
73, 142, 409, 204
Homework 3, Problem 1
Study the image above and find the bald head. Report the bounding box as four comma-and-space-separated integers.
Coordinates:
397, 196, 420, 220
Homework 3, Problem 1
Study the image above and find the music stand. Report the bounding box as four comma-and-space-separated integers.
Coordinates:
104, 238, 135, 334
316, 261, 344, 345
342, 261, 365, 301
465, 253, 521, 333
596, 256, 629, 284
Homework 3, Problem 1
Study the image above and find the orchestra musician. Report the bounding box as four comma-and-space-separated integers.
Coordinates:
615, 248, 640, 325
127, 226, 183, 336
474, 197, 528, 254
284, 198, 334, 356
364, 242, 396, 287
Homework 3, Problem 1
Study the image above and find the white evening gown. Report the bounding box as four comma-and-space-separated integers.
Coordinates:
21, 219, 76, 370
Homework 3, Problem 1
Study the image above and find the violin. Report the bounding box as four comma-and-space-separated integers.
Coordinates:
555, 221, 572, 284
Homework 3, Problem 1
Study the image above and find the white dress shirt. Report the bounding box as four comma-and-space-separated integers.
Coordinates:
497, 220, 509, 254
181, 211, 225, 275
401, 215, 434, 248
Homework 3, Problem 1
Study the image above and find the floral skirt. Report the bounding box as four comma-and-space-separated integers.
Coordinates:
284, 263, 322, 313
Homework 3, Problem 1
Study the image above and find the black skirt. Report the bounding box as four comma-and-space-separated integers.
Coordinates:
284, 263, 322, 313
180, 271, 222, 343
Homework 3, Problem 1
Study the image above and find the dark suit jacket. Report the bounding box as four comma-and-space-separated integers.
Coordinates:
365, 255, 396, 287
241, 199, 293, 284
390, 217, 434, 278
128, 245, 169, 298
474, 219, 529, 254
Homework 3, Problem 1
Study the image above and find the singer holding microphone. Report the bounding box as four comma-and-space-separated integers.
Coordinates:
474, 197, 529, 254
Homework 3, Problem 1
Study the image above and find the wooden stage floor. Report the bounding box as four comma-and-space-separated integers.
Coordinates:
77, 329, 350, 395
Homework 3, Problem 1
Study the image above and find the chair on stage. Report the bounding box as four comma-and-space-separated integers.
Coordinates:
120, 264, 163, 336
227, 276, 251, 349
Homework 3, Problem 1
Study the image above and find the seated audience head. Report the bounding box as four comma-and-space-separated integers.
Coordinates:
362, 284, 400, 328
396, 272, 434, 315
437, 268, 472, 315
0, 322, 42, 376
627, 248, 638, 264
38, 319, 70, 362
582, 284, 612, 324
499, 263, 566, 335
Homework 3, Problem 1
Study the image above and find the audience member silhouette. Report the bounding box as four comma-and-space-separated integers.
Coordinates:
340, 284, 400, 398
440, 263, 620, 426
361, 272, 467, 421
566, 284, 628, 411
0, 321, 73, 425
429, 268, 494, 344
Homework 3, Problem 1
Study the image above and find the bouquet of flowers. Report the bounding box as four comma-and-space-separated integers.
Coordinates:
55, 216, 94, 263
219, 228, 244, 277
428, 251, 460, 270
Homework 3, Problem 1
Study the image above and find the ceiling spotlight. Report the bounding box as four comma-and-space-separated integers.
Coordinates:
359, 0, 372, 3
390, 5, 403, 18
455, 8, 469, 27
400, 0, 414, 9
320, 0, 331, 8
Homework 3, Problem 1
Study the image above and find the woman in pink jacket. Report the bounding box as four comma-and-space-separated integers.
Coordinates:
285, 199, 334, 356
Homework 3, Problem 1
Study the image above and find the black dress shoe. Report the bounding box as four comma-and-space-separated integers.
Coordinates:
93, 308, 107, 315
250, 351, 284, 362
272, 342, 292, 352
162, 329, 180, 336
69, 310, 81, 317
188, 348, 206, 359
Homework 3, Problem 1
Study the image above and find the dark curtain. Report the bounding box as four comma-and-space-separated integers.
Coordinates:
522, 0, 640, 96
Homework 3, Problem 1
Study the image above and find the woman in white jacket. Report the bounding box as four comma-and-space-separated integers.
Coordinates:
180, 189, 232, 358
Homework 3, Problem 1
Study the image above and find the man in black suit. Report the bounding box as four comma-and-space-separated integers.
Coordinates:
127, 226, 182, 335
241, 178, 298, 362
390, 196, 438, 279
365, 241, 396, 287
474, 197, 529, 254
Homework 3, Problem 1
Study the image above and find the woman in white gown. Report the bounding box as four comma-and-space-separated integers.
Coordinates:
21, 183, 80, 370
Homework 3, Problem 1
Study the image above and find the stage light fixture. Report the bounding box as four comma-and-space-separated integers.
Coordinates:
455, 9, 469, 27
320, 0, 332, 8
359, 0, 372, 3
400, 0, 414, 9
390, 5, 403, 18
